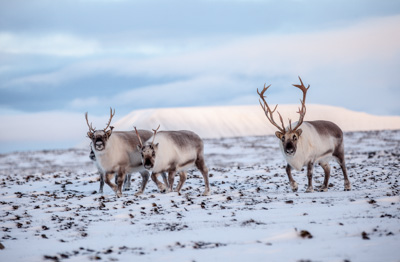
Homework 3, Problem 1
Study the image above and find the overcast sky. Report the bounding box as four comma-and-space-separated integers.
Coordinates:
1, 0, 400, 153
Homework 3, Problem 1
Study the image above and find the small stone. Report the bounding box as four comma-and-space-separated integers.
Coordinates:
362, 231, 370, 240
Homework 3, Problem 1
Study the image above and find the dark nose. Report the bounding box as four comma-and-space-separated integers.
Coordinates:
285, 143, 295, 154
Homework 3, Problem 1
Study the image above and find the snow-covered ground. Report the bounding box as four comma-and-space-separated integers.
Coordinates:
1, 129, 399, 261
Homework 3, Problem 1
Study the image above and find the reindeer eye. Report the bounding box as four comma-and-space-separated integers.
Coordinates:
281, 136, 285, 142
293, 135, 297, 141
152, 151, 155, 157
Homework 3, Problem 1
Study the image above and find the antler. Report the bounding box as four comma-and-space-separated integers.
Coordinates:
290, 76, 309, 132
133, 126, 143, 147
257, 84, 286, 133
85, 112, 96, 133
151, 125, 161, 145
103, 107, 115, 131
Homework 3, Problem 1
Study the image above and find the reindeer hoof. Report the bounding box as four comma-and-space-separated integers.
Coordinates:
290, 182, 298, 192
344, 188, 351, 191
202, 191, 211, 196
320, 187, 328, 192
134, 191, 143, 196
305, 188, 314, 193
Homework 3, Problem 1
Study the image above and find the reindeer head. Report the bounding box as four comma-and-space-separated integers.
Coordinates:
89, 144, 96, 161
135, 125, 160, 170
85, 108, 115, 152
257, 77, 309, 156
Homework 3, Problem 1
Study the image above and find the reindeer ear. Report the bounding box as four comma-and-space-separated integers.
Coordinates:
106, 128, 113, 138
137, 145, 142, 152
295, 129, 303, 137
153, 143, 159, 150
275, 131, 284, 140
87, 132, 94, 139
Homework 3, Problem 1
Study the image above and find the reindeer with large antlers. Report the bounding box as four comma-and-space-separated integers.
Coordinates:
85, 108, 156, 197
258, 77, 351, 192
136, 126, 211, 196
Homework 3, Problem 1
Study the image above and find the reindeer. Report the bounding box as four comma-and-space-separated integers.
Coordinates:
257, 77, 351, 192
86, 108, 158, 197
136, 126, 211, 196
89, 145, 132, 193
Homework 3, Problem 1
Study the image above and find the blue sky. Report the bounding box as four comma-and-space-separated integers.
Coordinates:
1, 0, 400, 153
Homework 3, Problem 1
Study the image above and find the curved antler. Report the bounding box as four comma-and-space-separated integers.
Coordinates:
133, 126, 143, 147
151, 125, 161, 145
85, 112, 96, 133
103, 107, 115, 131
291, 76, 309, 132
257, 84, 286, 133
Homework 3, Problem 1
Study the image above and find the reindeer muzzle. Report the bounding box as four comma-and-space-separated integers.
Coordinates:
144, 159, 153, 169
95, 140, 105, 151
285, 148, 295, 156
285, 143, 296, 156
89, 150, 96, 160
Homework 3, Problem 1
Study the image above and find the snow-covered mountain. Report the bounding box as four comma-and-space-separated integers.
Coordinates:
113, 104, 400, 138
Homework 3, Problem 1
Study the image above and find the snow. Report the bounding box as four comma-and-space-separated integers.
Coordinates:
1, 127, 399, 261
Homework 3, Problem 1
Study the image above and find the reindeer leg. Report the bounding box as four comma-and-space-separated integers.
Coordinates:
105, 172, 117, 194
176, 171, 187, 194
151, 172, 168, 193
335, 148, 351, 191
196, 157, 210, 196
320, 163, 330, 192
305, 162, 314, 193
123, 173, 132, 191
99, 172, 105, 194
341, 163, 351, 191
285, 164, 298, 192
116, 169, 126, 198
161, 172, 169, 189
168, 170, 176, 193
135, 170, 150, 196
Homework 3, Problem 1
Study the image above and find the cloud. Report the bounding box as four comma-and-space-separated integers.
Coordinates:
8, 14, 400, 83
0, 33, 101, 57
2, 14, 400, 116
68, 75, 257, 110
0, 110, 115, 143
7, 14, 400, 116
70, 97, 102, 109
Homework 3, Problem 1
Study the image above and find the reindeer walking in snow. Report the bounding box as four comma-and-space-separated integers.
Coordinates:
136, 126, 211, 196
89, 145, 132, 193
85, 108, 163, 197
257, 77, 351, 192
